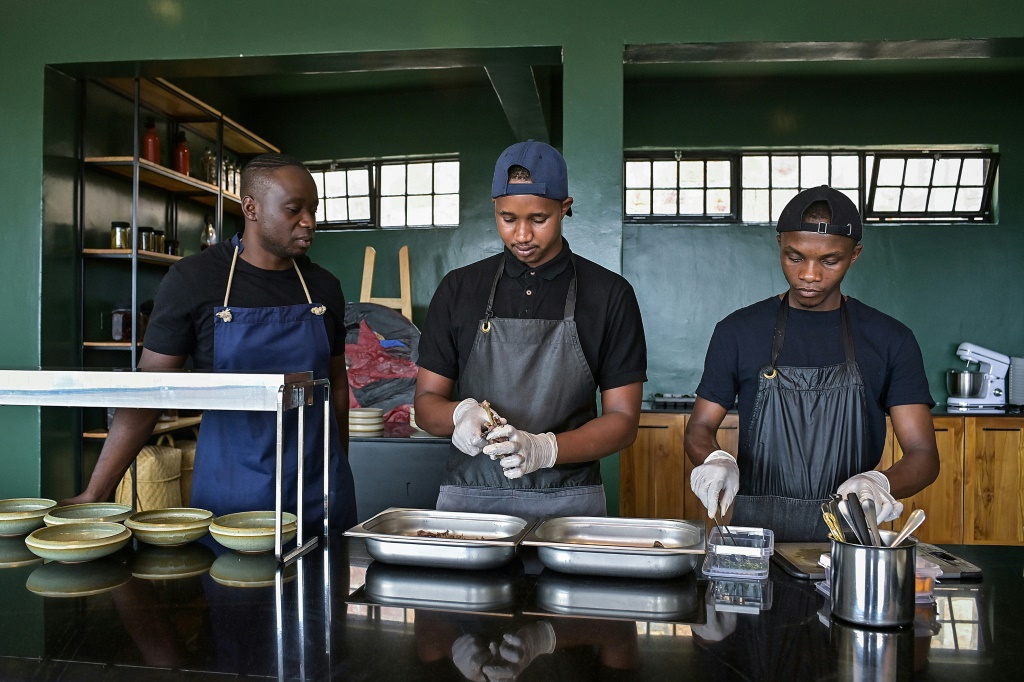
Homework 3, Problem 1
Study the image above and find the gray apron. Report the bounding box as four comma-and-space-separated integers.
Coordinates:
436, 254, 606, 517
730, 295, 872, 542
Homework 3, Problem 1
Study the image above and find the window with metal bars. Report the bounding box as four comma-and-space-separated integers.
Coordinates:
306, 156, 460, 230
624, 149, 998, 224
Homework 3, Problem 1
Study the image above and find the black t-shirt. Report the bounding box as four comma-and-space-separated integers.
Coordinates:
696, 295, 934, 464
417, 240, 648, 391
144, 235, 346, 368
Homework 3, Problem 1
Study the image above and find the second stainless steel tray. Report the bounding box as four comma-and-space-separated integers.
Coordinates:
344, 508, 534, 570
521, 516, 706, 578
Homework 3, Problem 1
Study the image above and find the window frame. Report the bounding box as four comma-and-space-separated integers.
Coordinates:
623, 148, 999, 225
305, 154, 460, 231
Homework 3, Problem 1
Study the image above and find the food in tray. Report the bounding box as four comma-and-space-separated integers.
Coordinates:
415, 529, 485, 540
653, 541, 665, 548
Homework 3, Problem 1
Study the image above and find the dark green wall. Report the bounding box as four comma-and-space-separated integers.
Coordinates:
624, 72, 1024, 401
4, 0, 1024, 510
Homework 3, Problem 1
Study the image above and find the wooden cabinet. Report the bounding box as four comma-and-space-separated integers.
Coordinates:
890, 417, 965, 544
964, 418, 1024, 544
619, 412, 738, 520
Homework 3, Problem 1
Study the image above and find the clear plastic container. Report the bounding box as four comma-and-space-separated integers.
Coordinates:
711, 577, 774, 613
702, 526, 775, 579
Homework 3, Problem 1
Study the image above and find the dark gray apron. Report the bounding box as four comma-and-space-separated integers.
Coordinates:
730, 295, 872, 542
436, 255, 606, 517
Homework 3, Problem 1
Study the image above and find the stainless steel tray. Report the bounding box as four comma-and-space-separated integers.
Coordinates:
534, 570, 702, 622
344, 508, 533, 570
521, 516, 705, 578
361, 562, 517, 613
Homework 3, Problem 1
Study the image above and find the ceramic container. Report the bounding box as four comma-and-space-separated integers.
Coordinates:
209, 511, 297, 553
24, 522, 132, 563
44, 503, 132, 526
124, 508, 213, 546
0, 498, 57, 536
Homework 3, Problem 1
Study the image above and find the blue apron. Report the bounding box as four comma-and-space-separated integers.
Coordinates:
192, 237, 356, 536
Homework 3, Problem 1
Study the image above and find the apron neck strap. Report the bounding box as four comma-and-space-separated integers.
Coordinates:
482, 254, 579, 328
771, 293, 855, 369
222, 245, 313, 307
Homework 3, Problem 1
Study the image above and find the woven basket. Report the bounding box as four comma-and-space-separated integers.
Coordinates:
178, 437, 197, 506
116, 435, 182, 511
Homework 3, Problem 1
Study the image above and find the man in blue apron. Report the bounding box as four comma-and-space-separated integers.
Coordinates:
414, 140, 647, 518
685, 186, 939, 542
64, 154, 356, 537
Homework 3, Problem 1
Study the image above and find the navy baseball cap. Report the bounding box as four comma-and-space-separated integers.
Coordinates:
491, 140, 572, 216
776, 185, 862, 242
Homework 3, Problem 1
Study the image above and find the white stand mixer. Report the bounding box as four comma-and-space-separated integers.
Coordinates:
947, 342, 1010, 413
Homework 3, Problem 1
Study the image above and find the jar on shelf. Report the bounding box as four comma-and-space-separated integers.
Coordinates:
142, 118, 160, 165
110, 221, 131, 249
201, 148, 217, 185
111, 306, 132, 342
153, 230, 166, 254
164, 238, 180, 256
138, 226, 156, 252
223, 160, 235, 194
173, 132, 190, 176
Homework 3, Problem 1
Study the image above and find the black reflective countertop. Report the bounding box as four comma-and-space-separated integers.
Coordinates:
0, 535, 1020, 681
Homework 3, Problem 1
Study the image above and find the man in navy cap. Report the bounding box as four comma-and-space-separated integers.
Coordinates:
685, 186, 939, 542
414, 140, 647, 516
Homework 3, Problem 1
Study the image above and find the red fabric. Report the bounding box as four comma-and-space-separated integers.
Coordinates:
346, 320, 418, 390
384, 404, 411, 424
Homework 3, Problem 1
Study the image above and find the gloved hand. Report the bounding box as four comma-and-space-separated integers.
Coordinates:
691, 587, 737, 643
452, 398, 497, 456
482, 621, 556, 680
690, 450, 740, 518
837, 470, 904, 523
451, 633, 495, 682
482, 425, 558, 479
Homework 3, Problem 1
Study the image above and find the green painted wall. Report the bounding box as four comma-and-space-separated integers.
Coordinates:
4, 0, 1024, 512
624, 72, 1024, 401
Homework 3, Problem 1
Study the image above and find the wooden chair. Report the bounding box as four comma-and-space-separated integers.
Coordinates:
359, 245, 413, 321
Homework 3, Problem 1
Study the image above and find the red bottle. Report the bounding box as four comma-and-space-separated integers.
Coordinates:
142, 118, 160, 165
173, 132, 190, 175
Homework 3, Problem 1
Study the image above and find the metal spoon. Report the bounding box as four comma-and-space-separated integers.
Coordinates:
889, 509, 926, 547
861, 498, 883, 547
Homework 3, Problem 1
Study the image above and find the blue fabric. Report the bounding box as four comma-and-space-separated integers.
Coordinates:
193, 295, 356, 536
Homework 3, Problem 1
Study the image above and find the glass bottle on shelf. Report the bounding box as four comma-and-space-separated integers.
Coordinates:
142, 118, 160, 165
224, 160, 236, 195
201, 148, 217, 185
200, 216, 218, 251
173, 132, 190, 175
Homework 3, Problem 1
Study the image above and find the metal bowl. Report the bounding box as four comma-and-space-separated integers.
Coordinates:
946, 370, 985, 398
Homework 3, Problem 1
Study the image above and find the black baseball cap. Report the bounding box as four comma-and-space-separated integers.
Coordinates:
776, 185, 862, 242
491, 140, 572, 216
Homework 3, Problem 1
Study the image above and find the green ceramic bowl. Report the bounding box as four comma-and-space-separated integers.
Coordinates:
125, 508, 213, 546
209, 551, 297, 588
26, 558, 132, 597
0, 534, 44, 568
128, 542, 216, 581
0, 498, 57, 536
44, 503, 132, 527
25, 522, 132, 563
209, 511, 297, 553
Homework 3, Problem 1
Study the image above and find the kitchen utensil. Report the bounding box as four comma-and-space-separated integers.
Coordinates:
946, 370, 986, 398
521, 516, 705, 578
844, 493, 874, 546
830, 529, 917, 627
711, 513, 735, 545
820, 502, 845, 542
889, 509, 926, 547
861, 498, 883, 547
836, 500, 866, 545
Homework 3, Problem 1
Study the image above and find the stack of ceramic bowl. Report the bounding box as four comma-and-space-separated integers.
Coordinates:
409, 405, 421, 431
350, 407, 385, 437
24, 502, 135, 564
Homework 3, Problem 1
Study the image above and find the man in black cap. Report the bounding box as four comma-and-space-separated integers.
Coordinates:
414, 140, 647, 516
685, 185, 939, 542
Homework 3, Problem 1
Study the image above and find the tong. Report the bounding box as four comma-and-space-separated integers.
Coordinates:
821, 501, 845, 542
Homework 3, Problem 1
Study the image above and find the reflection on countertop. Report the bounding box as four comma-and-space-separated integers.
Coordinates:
350, 420, 447, 441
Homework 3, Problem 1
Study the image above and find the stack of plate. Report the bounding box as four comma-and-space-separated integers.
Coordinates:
350, 407, 385, 437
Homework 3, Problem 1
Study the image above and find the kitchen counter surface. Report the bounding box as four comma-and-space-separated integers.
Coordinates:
0, 533, 1019, 680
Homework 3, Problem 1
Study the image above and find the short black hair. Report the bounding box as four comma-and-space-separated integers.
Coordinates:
801, 200, 832, 225
240, 153, 309, 199
508, 164, 533, 182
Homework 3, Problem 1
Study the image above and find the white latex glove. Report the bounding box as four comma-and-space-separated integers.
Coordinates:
482, 621, 556, 680
482, 425, 558, 479
451, 633, 495, 682
452, 398, 491, 456
691, 588, 737, 643
836, 470, 904, 523
689, 450, 740, 518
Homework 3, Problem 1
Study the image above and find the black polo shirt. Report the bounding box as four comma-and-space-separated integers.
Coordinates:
417, 240, 647, 391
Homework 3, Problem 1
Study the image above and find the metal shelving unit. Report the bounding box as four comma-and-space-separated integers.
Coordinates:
0, 368, 327, 564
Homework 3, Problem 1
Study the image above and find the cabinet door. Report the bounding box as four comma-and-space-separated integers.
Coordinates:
619, 414, 686, 518
682, 414, 740, 522
892, 417, 964, 544
964, 418, 1024, 545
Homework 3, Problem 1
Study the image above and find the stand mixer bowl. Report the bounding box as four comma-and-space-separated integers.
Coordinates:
947, 370, 985, 398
